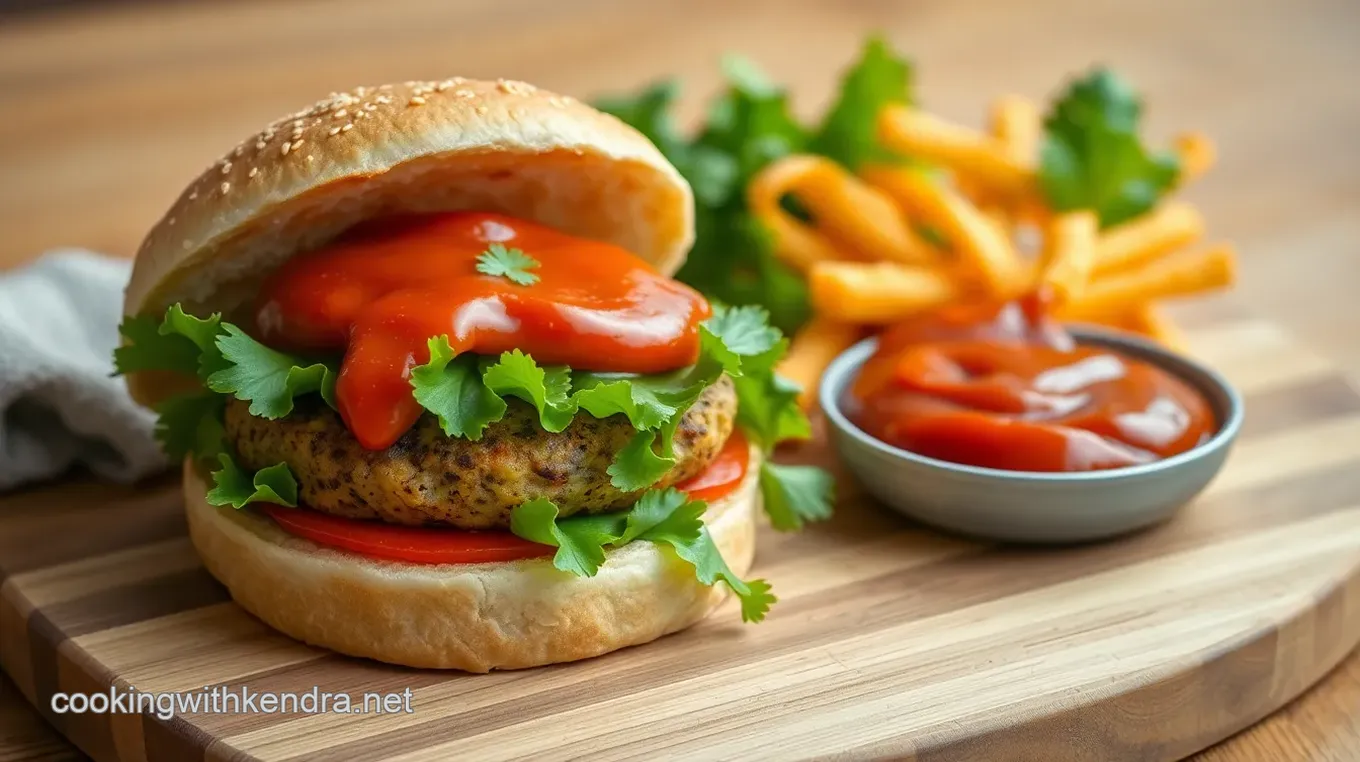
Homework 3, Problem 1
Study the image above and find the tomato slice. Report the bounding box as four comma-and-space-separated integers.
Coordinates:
674, 429, 750, 502
261, 506, 554, 565
263, 430, 751, 565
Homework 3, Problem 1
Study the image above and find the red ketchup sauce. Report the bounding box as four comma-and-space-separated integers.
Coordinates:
844, 295, 1216, 472
254, 212, 712, 450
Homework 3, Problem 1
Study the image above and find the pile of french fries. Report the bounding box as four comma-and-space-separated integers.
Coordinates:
753, 97, 1235, 407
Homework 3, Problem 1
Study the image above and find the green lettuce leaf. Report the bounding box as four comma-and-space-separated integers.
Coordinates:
204, 454, 299, 509
759, 462, 835, 532
409, 336, 508, 440
1039, 68, 1181, 228
206, 324, 339, 419
808, 35, 915, 170
509, 488, 775, 621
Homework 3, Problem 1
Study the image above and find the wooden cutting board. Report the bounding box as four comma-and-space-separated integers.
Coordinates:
2, 310, 1359, 762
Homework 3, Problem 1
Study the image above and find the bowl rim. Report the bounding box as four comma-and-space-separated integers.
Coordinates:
819, 325, 1245, 483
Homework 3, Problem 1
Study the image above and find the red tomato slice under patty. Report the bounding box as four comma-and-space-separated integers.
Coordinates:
673, 429, 750, 502
261, 506, 554, 565
263, 429, 751, 565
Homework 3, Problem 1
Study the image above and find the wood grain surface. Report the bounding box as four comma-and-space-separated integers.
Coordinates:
1, 0, 1358, 760
0, 313, 1357, 761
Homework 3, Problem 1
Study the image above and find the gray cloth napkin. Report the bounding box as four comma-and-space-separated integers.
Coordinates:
0, 250, 166, 490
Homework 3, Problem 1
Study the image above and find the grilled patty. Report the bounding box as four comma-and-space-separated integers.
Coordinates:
225, 376, 736, 529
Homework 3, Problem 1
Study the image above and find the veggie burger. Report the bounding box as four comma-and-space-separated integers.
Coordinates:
114, 78, 832, 671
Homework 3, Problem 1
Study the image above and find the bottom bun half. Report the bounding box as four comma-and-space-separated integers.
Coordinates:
184, 447, 761, 672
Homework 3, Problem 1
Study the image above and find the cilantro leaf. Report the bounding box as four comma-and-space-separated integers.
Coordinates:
572, 376, 677, 431
152, 392, 225, 463
1039, 68, 1181, 228
759, 461, 835, 532
704, 304, 781, 358
625, 489, 774, 622
733, 340, 812, 449
113, 306, 227, 378
808, 35, 914, 170
409, 336, 507, 440
204, 454, 298, 510
481, 350, 577, 432
475, 243, 541, 286
509, 498, 627, 577
206, 324, 338, 419
607, 430, 673, 491
597, 56, 814, 333
509, 488, 776, 622
617, 487, 704, 544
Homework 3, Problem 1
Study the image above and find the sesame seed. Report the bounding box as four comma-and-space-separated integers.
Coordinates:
475, 105, 489, 116
220, 181, 231, 194
329, 126, 342, 136
409, 96, 426, 106
455, 88, 476, 99
292, 139, 305, 150
248, 167, 259, 178
306, 155, 314, 162
220, 162, 232, 174
281, 142, 291, 156
233, 145, 244, 157
333, 109, 348, 119
167, 217, 176, 226
341, 123, 354, 132
188, 190, 198, 200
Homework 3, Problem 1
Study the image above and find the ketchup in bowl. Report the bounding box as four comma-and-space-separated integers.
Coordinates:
842, 294, 1217, 473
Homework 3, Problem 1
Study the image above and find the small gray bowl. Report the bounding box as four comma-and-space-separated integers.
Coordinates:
820, 328, 1244, 543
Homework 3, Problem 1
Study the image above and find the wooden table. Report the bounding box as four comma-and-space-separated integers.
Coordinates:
0, 0, 1356, 759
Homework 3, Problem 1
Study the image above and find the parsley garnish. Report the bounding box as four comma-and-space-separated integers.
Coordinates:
596, 37, 915, 334
475, 243, 541, 286
1039, 68, 1181, 228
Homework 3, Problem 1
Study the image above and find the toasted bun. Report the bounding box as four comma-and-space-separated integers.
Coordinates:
185, 447, 760, 672
125, 78, 693, 408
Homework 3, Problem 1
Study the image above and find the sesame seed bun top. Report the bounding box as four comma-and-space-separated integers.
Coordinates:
124, 76, 694, 322
122, 77, 694, 407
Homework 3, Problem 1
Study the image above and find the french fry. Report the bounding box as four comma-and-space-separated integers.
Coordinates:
747, 155, 848, 272
1094, 201, 1205, 276
877, 105, 1036, 201
861, 166, 1029, 298
1127, 304, 1190, 353
748, 155, 931, 273
1176, 132, 1217, 182
778, 317, 860, 409
1037, 211, 1098, 304
990, 95, 1042, 163
1062, 243, 1236, 320
809, 261, 959, 324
